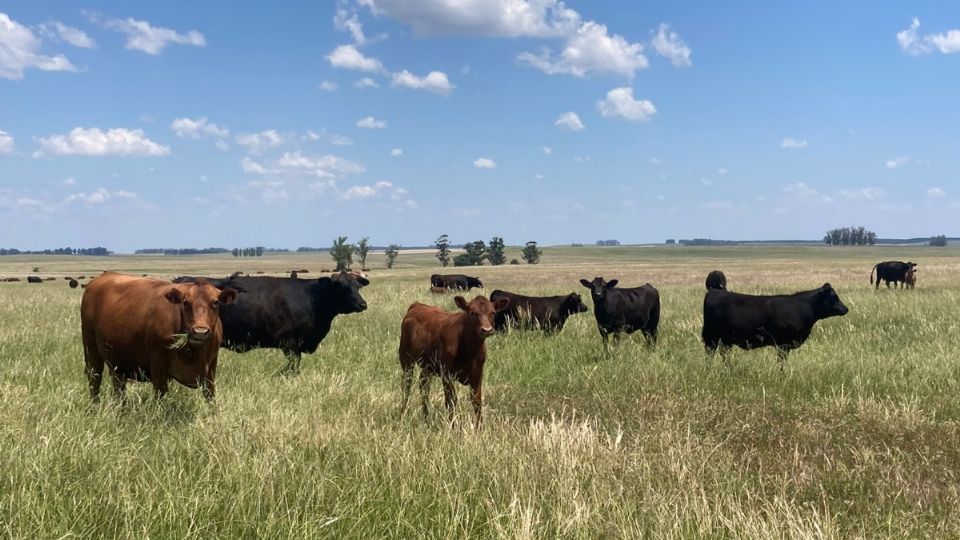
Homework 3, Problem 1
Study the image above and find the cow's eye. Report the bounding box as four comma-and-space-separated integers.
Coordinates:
183, 300, 192, 307
212, 301, 220, 309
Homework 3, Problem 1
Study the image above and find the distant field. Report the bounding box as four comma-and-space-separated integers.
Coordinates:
2, 246, 959, 538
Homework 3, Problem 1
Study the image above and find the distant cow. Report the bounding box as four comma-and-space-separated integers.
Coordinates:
173, 271, 369, 373
871, 261, 917, 289
702, 283, 848, 369
43, 277, 56, 281
290, 271, 298, 279
904, 268, 917, 289
429, 286, 451, 294
490, 290, 588, 333
705, 270, 727, 291
80, 273, 237, 402
68, 279, 79, 289
64, 277, 73, 281
430, 274, 483, 291
399, 295, 508, 427
27, 276, 42, 284
580, 277, 660, 350
2, 277, 21, 282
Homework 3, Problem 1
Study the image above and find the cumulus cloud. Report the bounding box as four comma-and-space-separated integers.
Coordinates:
303, 129, 353, 146
885, 156, 910, 169
341, 180, 417, 206
597, 87, 656, 122
235, 130, 283, 153
0, 13, 77, 79
650, 23, 691, 67
783, 182, 833, 203
39, 21, 95, 48
0, 130, 14, 154
326, 44, 384, 72
318, 80, 338, 91
926, 187, 946, 198
554, 111, 585, 131
356, 116, 387, 129
780, 137, 808, 149
171, 117, 229, 139
473, 157, 496, 169
354, 77, 379, 88
100, 16, 205, 55
34, 127, 169, 157
390, 69, 454, 94
64, 187, 137, 204
518, 21, 648, 78
334, 5, 367, 45
390, 148, 403, 157
240, 156, 272, 175
838, 187, 885, 201
278, 151, 366, 177
898, 18, 960, 55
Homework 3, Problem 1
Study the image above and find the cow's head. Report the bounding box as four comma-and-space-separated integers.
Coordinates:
321, 272, 369, 313
564, 293, 589, 314
455, 295, 509, 338
165, 279, 237, 346
907, 261, 918, 269
815, 283, 849, 318
468, 276, 484, 289
579, 277, 618, 300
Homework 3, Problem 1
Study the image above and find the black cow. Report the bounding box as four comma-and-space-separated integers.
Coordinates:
579, 277, 660, 350
702, 283, 848, 369
430, 274, 483, 290
705, 270, 727, 291
489, 290, 588, 333
27, 276, 42, 284
870, 261, 917, 290
172, 271, 369, 373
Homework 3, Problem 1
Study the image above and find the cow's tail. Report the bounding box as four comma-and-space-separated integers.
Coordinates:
870, 264, 878, 285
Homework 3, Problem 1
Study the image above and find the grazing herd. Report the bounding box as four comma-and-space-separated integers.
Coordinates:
0, 259, 927, 425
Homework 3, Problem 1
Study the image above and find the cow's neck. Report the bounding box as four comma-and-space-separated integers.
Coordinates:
456, 318, 486, 364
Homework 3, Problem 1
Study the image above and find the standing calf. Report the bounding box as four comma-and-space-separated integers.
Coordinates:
580, 277, 660, 350
398, 295, 508, 427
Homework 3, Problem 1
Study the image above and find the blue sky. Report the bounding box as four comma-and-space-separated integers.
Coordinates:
1, 1, 958, 252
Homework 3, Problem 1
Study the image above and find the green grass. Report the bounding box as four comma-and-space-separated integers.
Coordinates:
1, 246, 959, 538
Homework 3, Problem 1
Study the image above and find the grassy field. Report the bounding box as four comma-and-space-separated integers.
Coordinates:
1, 245, 959, 538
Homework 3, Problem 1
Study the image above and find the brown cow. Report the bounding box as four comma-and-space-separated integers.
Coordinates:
80, 272, 237, 403
398, 295, 508, 428
904, 268, 918, 289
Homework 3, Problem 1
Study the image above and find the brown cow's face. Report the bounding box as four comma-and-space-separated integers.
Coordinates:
165, 280, 237, 345
455, 295, 509, 338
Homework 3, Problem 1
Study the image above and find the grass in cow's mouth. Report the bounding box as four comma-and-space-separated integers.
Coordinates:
167, 333, 189, 350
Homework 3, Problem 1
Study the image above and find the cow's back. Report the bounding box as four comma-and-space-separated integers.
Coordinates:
217, 276, 319, 351
400, 303, 462, 364
604, 285, 659, 325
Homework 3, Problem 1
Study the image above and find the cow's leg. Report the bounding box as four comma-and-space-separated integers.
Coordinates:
280, 349, 301, 375
776, 347, 790, 372
151, 361, 170, 401
83, 339, 104, 402
442, 374, 458, 425
201, 359, 217, 403
612, 332, 622, 346
599, 330, 609, 352
399, 363, 414, 416
418, 370, 431, 420
108, 366, 127, 404
469, 374, 483, 430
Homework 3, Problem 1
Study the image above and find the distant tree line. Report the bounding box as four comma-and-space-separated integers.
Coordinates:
596, 239, 620, 246
433, 234, 541, 266
1, 247, 112, 256
232, 247, 266, 257
136, 247, 231, 255
930, 235, 948, 247
823, 227, 877, 246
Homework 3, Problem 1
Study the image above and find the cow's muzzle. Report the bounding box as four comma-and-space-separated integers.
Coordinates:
189, 327, 212, 344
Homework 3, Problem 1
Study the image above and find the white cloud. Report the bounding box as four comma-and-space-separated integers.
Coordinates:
780, 137, 808, 149
39, 21, 95, 48
783, 182, 833, 203
390, 148, 403, 157
838, 187, 885, 201
702, 201, 733, 211
542, 146, 552, 155
61, 177, 76, 186
356, 116, 387, 129
327, 44, 384, 72
573, 155, 590, 163
597, 87, 656, 122
926, 187, 946, 198
277, 151, 366, 177
235, 130, 283, 153
341, 180, 417, 206
171, 117, 229, 139
473, 157, 496, 169
34, 127, 169, 156
334, 5, 367, 45
357, 0, 579, 38
534, 173, 544, 179
518, 21, 648, 78
716, 167, 728, 176
700, 178, 713, 186
64, 187, 137, 204
554, 111, 585, 131
240, 156, 271, 175
898, 18, 960, 55
391, 69, 454, 94
318, 80, 338, 91
303, 129, 352, 146
0, 13, 77, 79
885, 156, 910, 169
0, 130, 14, 154
649, 157, 662, 165
101, 16, 205, 55
650, 23, 691, 67
354, 77, 379, 88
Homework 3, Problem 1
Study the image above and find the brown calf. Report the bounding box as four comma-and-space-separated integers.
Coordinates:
81, 272, 237, 403
398, 295, 508, 427
904, 268, 917, 289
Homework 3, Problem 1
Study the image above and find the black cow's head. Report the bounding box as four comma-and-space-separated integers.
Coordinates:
579, 277, 618, 300
815, 283, 849, 318
564, 293, 589, 314
321, 272, 369, 314
907, 261, 918, 269
468, 276, 483, 289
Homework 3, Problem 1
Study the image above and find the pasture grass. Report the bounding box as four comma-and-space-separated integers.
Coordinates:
1, 246, 959, 538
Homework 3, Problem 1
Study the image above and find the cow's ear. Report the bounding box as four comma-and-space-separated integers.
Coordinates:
356, 276, 370, 287
821, 283, 832, 290
493, 297, 510, 312
165, 288, 185, 304
606, 279, 619, 289
579, 279, 591, 289
454, 296, 469, 311
218, 288, 238, 305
